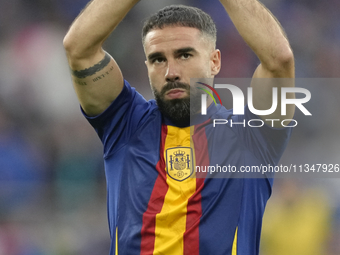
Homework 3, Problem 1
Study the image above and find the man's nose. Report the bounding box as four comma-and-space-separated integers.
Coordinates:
165, 60, 180, 82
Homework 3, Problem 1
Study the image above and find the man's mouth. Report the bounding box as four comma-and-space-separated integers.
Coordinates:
165, 89, 187, 99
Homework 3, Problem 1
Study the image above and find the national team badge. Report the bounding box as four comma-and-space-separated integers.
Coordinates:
166, 147, 193, 181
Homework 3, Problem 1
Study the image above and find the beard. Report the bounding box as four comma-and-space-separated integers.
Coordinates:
153, 81, 203, 127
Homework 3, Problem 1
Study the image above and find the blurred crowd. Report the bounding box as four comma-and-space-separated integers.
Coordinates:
0, 0, 339, 254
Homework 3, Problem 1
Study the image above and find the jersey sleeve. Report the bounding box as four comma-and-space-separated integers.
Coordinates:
231, 105, 293, 167
81, 80, 156, 158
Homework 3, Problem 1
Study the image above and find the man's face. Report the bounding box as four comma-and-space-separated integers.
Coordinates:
144, 26, 220, 126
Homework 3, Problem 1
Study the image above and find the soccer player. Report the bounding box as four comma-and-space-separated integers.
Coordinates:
63, 0, 295, 254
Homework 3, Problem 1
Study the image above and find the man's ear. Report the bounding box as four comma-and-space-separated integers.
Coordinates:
210, 49, 221, 76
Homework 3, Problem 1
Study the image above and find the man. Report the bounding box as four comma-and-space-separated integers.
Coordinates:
63, 0, 295, 254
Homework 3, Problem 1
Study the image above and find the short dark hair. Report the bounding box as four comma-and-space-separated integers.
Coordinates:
142, 5, 217, 46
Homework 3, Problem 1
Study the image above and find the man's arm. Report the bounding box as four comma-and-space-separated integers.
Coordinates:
220, 0, 295, 126
63, 0, 140, 116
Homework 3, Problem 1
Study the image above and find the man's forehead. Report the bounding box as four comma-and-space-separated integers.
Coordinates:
144, 26, 204, 52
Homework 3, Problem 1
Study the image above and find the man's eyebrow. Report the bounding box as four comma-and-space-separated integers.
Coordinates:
147, 47, 197, 61
174, 47, 197, 55
147, 52, 164, 61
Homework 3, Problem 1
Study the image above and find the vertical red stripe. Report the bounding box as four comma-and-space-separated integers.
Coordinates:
140, 124, 168, 255
183, 123, 210, 255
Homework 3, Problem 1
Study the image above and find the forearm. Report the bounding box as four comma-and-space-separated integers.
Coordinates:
63, 0, 139, 59
220, 0, 293, 71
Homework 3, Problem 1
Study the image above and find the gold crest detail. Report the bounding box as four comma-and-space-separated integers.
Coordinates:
166, 147, 193, 181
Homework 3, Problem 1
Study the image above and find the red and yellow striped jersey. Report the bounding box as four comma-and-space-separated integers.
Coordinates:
84, 81, 292, 255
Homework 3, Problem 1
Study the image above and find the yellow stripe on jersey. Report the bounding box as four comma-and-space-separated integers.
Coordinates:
116, 227, 118, 255
153, 126, 196, 255
232, 227, 238, 255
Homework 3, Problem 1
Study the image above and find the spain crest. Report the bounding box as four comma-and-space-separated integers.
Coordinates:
166, 147, 193, 181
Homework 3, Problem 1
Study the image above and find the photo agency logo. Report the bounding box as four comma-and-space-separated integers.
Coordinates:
196, 82, 312, 127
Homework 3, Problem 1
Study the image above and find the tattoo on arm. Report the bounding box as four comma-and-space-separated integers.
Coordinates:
73, 79, 87, 86
71, 52, 111, 79
92, 65, 114, 82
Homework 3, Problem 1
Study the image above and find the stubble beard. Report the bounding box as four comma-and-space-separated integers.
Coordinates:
153, 81, 203, 127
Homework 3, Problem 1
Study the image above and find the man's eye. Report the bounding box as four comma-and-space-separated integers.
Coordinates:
181, 53, 191, 59
153, 58, 165, 63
